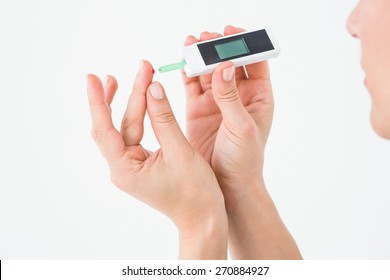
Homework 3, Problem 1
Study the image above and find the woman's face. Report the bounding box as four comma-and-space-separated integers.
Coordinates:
347, 0, 390, 139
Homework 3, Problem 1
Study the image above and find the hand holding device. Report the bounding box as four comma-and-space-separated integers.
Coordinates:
160, 27, 280, 77
182, 26, 301, 259
183, 26, 274, 198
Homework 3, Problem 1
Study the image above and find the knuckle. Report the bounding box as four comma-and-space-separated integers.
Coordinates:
217, 86, 240, 103
154, 110, 176, 125
120, 117, 131, 131
120, 118, 143, 138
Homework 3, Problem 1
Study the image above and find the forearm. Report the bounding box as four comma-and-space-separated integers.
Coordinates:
224, 178, 302, 260
178, 213, 228, 260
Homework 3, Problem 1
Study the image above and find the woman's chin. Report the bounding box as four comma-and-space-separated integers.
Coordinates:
371, 109, 390, 140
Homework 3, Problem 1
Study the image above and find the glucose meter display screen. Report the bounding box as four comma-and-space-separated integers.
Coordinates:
198, 29, 275, 65
215, 38, 249, 60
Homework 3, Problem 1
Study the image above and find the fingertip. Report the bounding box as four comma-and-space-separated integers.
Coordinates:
224, 25, 234, 33
86, 73, 103, 94
213, 61, 234, 77
148, 80, 161, 90
104, 75, 111, 87
212, 62, 237, 90
219, 61, 234, 69
141, 59, 155, 75
200, 31, 222, 41
134, 60, 154, 89
103, 75, 118, 105
148, 81, 165, 100
200, 31, 211, 40
107, 75, 118, 88
87, 73, 99, 85
104, 75, 118, 91
184, 35, 199, 46
224, 25, 246, 35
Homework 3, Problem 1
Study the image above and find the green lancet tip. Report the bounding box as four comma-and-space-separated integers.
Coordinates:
159, 60, 186, 73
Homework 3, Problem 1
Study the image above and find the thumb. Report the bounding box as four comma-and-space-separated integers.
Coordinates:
146, 82, 189, 154
211, 62, 251, 126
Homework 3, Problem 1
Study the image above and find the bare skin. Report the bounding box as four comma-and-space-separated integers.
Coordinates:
347, 0, 390, 139
86, 60, 228, 259
86, 0, 390, 258
182, 26, 302, 259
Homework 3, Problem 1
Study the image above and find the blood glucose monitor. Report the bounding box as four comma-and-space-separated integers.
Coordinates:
159, 28, 280, 77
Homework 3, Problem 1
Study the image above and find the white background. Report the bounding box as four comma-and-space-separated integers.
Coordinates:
0, 0, 389, 259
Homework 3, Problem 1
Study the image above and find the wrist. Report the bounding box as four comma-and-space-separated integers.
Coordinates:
222, 177, 302, 260
178, 211, 228, 260
221, 176, 269, 209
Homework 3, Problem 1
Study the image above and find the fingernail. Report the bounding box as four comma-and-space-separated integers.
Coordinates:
150, 83, 164, 100
223, 66, 235, 82
152, 68, 155, 74
138, 60, 144, 73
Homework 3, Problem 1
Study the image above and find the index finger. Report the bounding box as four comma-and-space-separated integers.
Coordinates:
87, 74, 125, 162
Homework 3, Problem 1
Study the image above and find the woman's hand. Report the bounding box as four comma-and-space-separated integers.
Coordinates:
183, 26, 301, 259
87, 60, 227, 259
183, 25, 274, 201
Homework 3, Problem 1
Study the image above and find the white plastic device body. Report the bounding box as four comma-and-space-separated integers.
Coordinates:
182, 28, 280, 77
